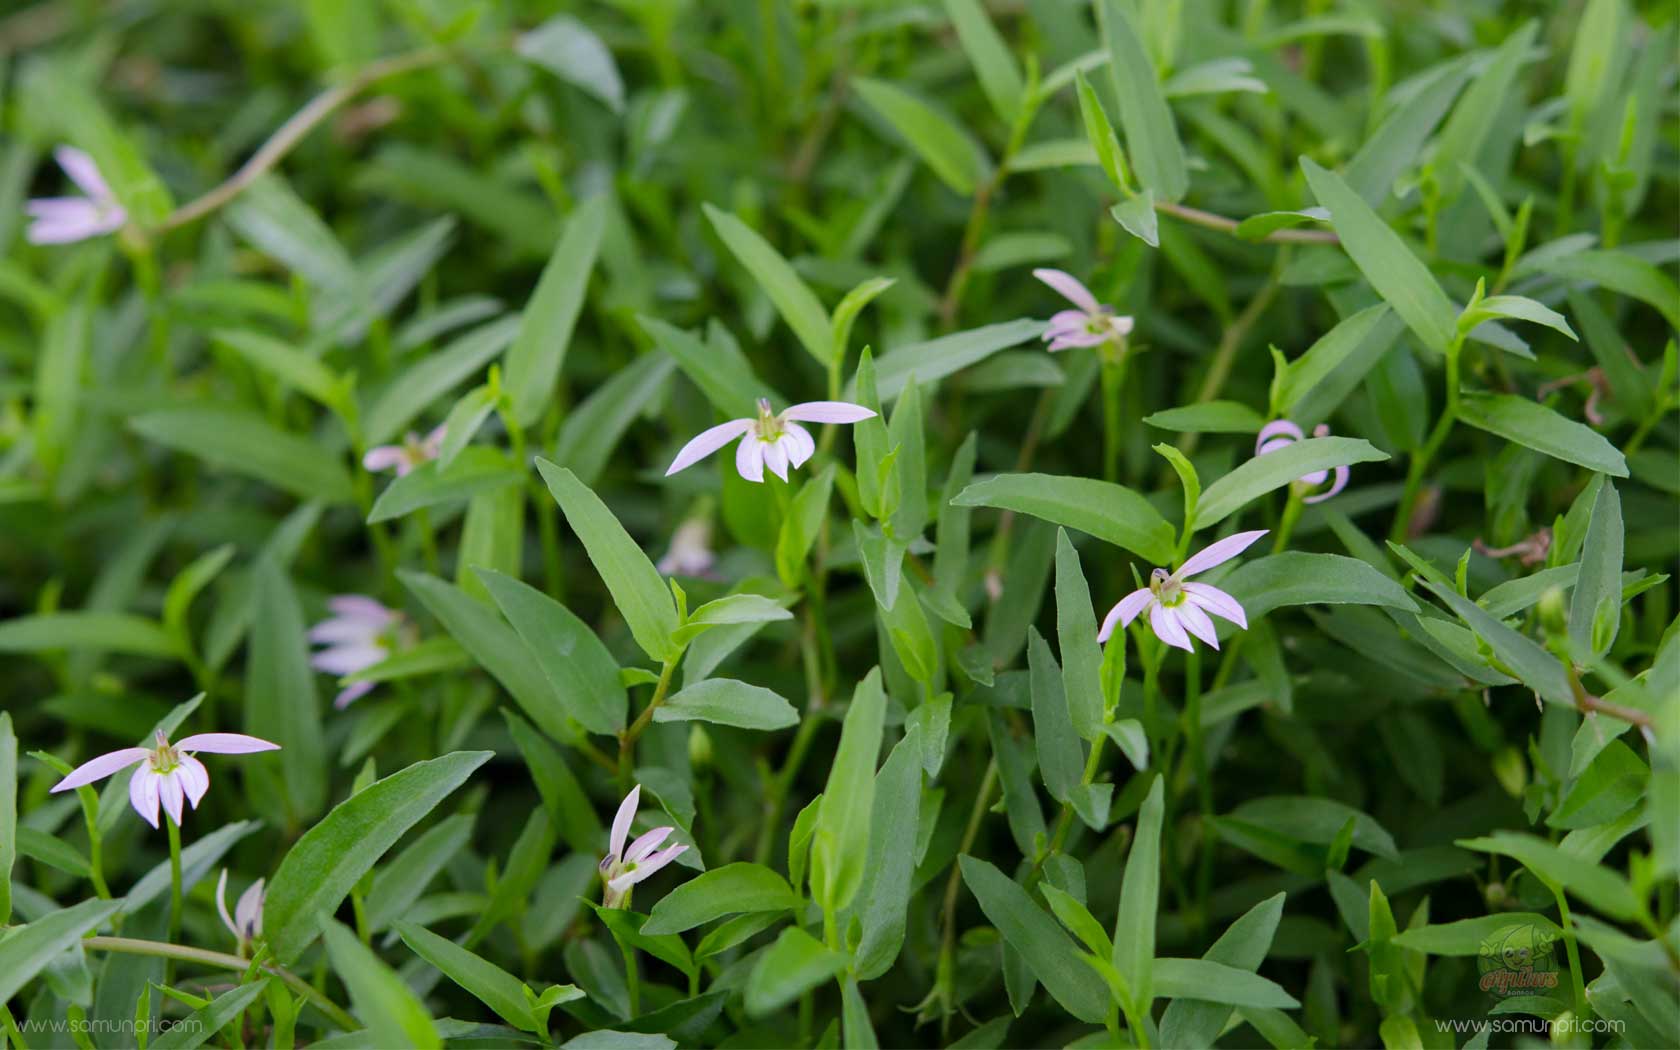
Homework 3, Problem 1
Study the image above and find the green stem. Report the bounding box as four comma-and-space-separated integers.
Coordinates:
81, 937, 359, 1033
753, 704, 825, 867
1175, 268, 1284, 464
619, 659, 678, 788
166, 815, 183, 946
1389, 340, 1462, 545
618, 932, 641, 1017
1552, 887, 1590, 1021
936, 760, 999, 1009
1038, 735, 1108, 874
1100, 349, 1128, 483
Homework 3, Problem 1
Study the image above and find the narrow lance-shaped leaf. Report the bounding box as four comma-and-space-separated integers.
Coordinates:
812, 669, 886, 914
1055, 530, 1104, 741
1113, 774, 1163, 1009
1569, 478, 1623, 661
504, 196, 607, 428
1097, 0, 1188, 200
853, 77, 991, 195
704, 204, 834, 369
322, 918, 441, 1048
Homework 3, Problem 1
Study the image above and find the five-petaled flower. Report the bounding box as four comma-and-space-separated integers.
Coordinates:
26, 147, 127, 245
309, 595, 412, 708
216, 868, 264, 954
658, 517, 716, 577
50, 730, 280, 829
1034, 269, 1134, 352
1100, 530, 1268, 653
363, 425, 446, 476
599, 785, 687, 909
1255, 420, 1349, 503
666, 399, 874, 483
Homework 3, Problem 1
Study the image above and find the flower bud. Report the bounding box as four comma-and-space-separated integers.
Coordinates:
688, 724, 713, 770
1538, 586, 1568, 636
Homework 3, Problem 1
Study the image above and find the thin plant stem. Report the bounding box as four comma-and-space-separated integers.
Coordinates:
1552, 886, 1590, 1021
1175, 267, 1285, 465
81, 937, 359, 1033
754, 688, 826, 867
936, 759, 999, 1013
166, 815, 184, 945
619, 659, 678, 787
1034, 735, 1108, 880
1389, 339, 1463, 544
1154, 200, 1338, 244
1100, 349, 1128, 483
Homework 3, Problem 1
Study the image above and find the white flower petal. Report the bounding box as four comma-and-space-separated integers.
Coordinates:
311, 642, 386, 675
362, 446, 407, 472
51, 747, 149, 792
1255, 420, 1303, 455
781, 401, 876, 424
176, 733, 282, 755
622, 843, 688, 885
624, 826, 674, 863
1032, 268, 1101, 313
1149, 602, 1194, 652
176, 754, 210, 808
1175, 601, 1221, 650
666, 418, 753, 475
216, 870, 239, 939
129, 768, 161, 829
55, 146, 112, 201
735, 437, 765, 483
1176, 530, 1268, 579
609, 786, 639, 863
334, 681, 377, 709
1098, 588, 1154, 642
781, 423, 815, 468
1304, 464, 1349, 504
1182, 583, 1247, 629
762, 438, 790, 481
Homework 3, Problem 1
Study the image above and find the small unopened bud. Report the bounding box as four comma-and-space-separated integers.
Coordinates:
688, 724, 713, 770
1492, 746, 1527, 798
1538, 586, 1568, 635
1485, 881, 1508, 908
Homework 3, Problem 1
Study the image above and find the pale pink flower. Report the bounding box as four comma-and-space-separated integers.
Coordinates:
1099, 530, 1268, 653
26, 147, 127, 245
599, 785, 687, 908
1034, 269, 1134, 352
657, 518, 716, 577
216, 868, 264, 952
1255, 421, 1348, 504
309, 595, 410, 708
50, 730, 279, 829
666, 399, 874, 483
363, 425, 446, 476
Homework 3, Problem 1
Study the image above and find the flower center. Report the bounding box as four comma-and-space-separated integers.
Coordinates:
1084, 311, 1111, 336
149, 739, 181, 774
753, 398, 783, 442
1149, 568, 1184, 606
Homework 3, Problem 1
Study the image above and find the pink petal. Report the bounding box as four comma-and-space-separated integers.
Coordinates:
1175, 601, 1221, 650
334, 681, 377, 709
177, 754, 210, 808
329, 595, 393, 621
1149, 603, 1194, 652
1304, 464, 1349, 504
1255, 420, 1303, 455
781, 423, 815, 468
130, 768, 162, 829
1098, 588, 1154, 642
1183, 583, 1247, 629
422, 425, 447, 457
362, 446, 407, 472
158, 771, 186, 827
311, 642, 386, 675
1177, 530, 1269, 579
307, 616, 379, 644
1045, 309, 1089, 336
1032, 268, 1101, 313
25, 200, 112, 244
624, 826, 674, 863
735, 437, 765, 483
1297, 467, 1330, 486
1047, 330, 1107, 351
236, 880, 264, 936
609, 786, 639, 863
611, 843, 688, 889
666, 419, 753, 475
762, 437, 790, 481
55, 146, 112, 201
781, 401, 877, 425
1110, 316, 1135, 337
51, 747, 149, 792
176, 733, 281, 755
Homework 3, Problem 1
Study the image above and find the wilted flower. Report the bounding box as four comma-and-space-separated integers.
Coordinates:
363, 425, 446, 476
1254, 420, 1349, 504
216, 868, 264, 953
309, 595, 411, 708
26, 147, 127, 245
1099, 530, 1267, 653
658, 518, 716, 577
666, 398, 874, 483
599, 785, 687, 908
50, 730, 280, 829
1034, 268, 1134, 351
1474, 527, 1552, 568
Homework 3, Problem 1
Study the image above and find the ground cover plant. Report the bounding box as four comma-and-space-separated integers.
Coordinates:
0, 1, 1676, 1047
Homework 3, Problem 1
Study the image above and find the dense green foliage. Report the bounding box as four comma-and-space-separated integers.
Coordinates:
1, 1, 1676, 1048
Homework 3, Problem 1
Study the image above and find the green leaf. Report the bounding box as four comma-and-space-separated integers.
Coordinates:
0, 897, 123, 1004
130, 406, 353, 503
1227, 796, 1397, 858
1428, 23, 1536, 205
830, 276, 895, 364
1458, 832, 1641, 920
674, 593, 793, 646
959, 856, 1110, 1023
853, 78, 989, 195
505, 197, 607, 428
1075, 71, 1129, 192
1028, 628, 1083, 807
264, 750, 492, 962
641, 863, 800, 935
1153, 958, 1299, 1009
744, 928, 848, 1017
501, 711, 602, 856
1097, 0, 1188, 200
1459, 295, 1577, 342
1143, 400, 1265, 434
944, 0, 1023, 123
1113, 775, 1163, 1009
861, 319, 1046, 403
953, 473, 1176, 564
841, 977, 878, 1050
704, 204, 834, 369
555, 353, 676, 486
366, 814, 475, 933
1343, 56, 1471, 204
1111, 191, 1159, 246
653, 679, 798, 731
150, 980, 272, 1050
477, 569, 626, 736
1415, 577, 1573, 707
322, 917, 441, 1048
0, 713, 13, 924
1301, 158, 1457, 357
853, 728, 924, 980
1275, 303, 1397, 416
367, 447, 522, 524
1569, 478, 1623, 660
1391, 913, 1561, 956
812, 669, 885, 915
537, 460, 679, 662
1193, 437, 1389, 529
398, 921, 543, 1033
364, 316, 520, 447
0, 611, 179, 657
1456, 393, 1628, 477
401, 570, 580, 744
639, 316, 778, 419
516, 16, 625, 111
1055, 531, 1104, 741
1159, 893, 1286, 1048
1216, 552, 1420, 621
1550, 740, 1647, 831
777, 466, 836, 587
1535, 250, 1680, 331
245, 560, 327, 821
213, 329, 347, 414
1233, 208, 1328, 241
